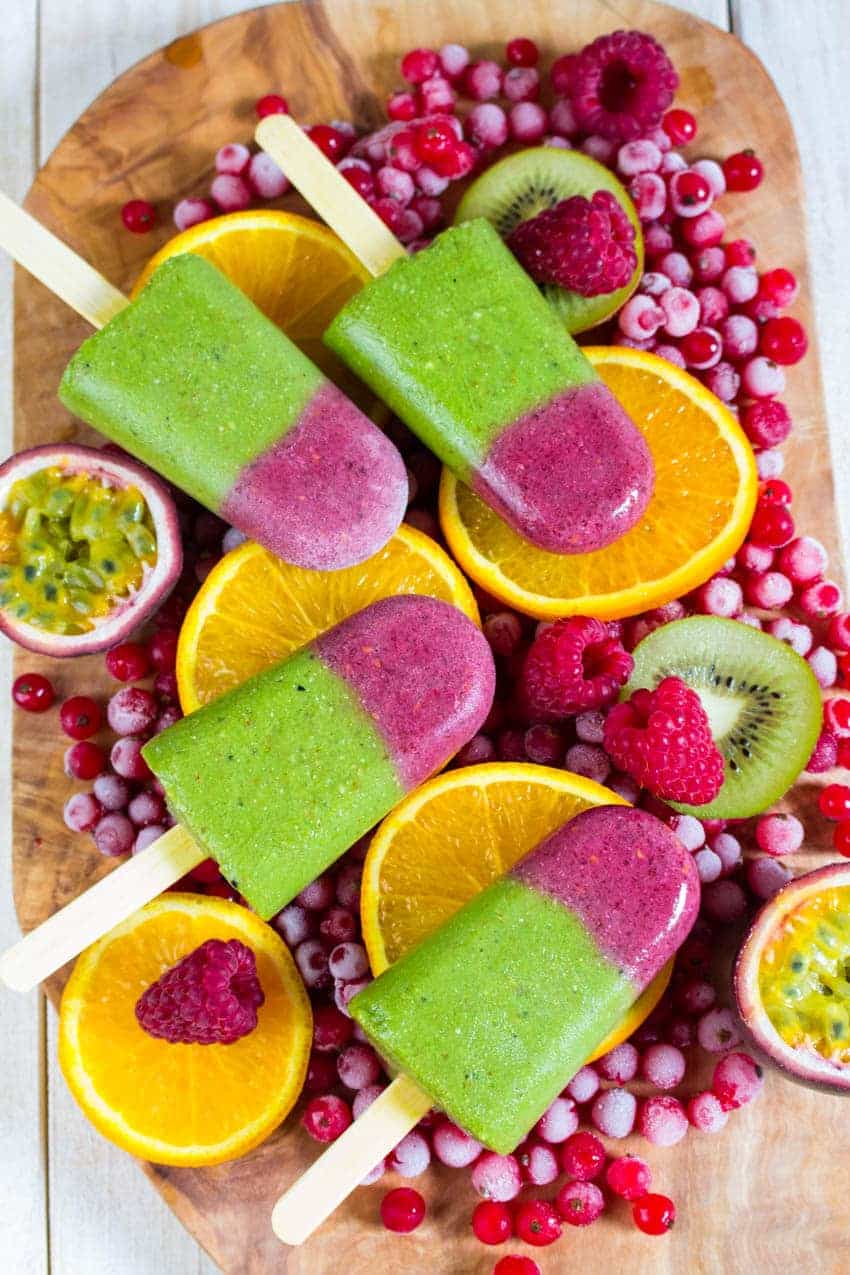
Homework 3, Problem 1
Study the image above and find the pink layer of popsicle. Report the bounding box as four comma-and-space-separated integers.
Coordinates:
221, 382, 408, 570
472, 381, 654, 554
315, 594, 495, 790
512, 805, 700, 988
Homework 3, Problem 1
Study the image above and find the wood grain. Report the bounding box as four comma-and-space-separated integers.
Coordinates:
8, 1, 849, 1272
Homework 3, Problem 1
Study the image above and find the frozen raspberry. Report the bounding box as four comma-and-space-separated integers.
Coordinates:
508, 191, 637, 296
604, 676, 724, 805
567, 30, 678, 141
518, 616, 633, 720
135, 939, 263, 1044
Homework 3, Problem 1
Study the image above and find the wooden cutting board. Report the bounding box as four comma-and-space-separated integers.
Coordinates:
10, 1, 848, 1271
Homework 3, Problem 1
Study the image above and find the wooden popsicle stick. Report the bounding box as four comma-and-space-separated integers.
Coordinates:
0, 824, 204, 992
271, 1073, 432, 1245
0, 189, 127, 329
255, 116, 407, 278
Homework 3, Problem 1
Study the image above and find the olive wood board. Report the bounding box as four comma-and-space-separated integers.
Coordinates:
10, 1, 848, 1271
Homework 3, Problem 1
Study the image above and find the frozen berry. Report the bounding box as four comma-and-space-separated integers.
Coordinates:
105, 642, 150, 682
255, 93, 288, 117
638, 1095, 688, 1146
389, 1129, 431, 1178
432, 1118, 483, 1167
63, 791, 102, 833
723, 149, 764, 191
12, 672, 55, 712
568, 30, 678, 141
687, 1090, 729, 1132
136, 937, 263, 1043
110, 737, 152, 781
514, 1199, 562, 1247
534, 1095, 578, 1143
64, 741, 106, 780
509, 191, 637, 296
604, 676, 723, 805
556, 1180, 604, 1227
302, 1094, 352, 1143
633, 1193, 676, 1235
590, 1086, 636, 1138
712, 1051, 764, 1109
606, 1154, 652, 1200
471, 1152, 522, 1202
121, 199, 157, 233
516, 1139, 559, 1186
560, 1130, 606, 1180
565, 1065, 600, 1104
697, 1006, 743, 1053
518, 616, 632, 719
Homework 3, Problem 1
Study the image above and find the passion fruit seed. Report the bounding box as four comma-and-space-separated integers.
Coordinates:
0, 466, 157, 635
758, 885, 850, 1062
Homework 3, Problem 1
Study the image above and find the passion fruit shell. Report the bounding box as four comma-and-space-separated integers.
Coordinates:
734, 861, 850, 1095
0, 444, 181, 657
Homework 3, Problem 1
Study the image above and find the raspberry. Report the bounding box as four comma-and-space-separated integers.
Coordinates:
604, 676, 724, 804
135, 939, 264, 1044
568, 30, 678, 141
508, 191, 637, 296
517, 616, 633, 720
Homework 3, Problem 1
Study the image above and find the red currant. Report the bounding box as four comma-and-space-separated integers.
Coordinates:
59, 695, 102, 740
838, 653, 850, 687
414, 118, 457, 166
255, 93, 289, 118
760, 316, 808, 365
513, 1199, 562, 1247
12, 672, 55, 712
63, 741, 106, 780
680, 326, 722, 369
105, 642, 151, 682
633, 1193, 676, 1235
472, 1200, 513, 1245
825, 697, 850, 739
386, 91, 418, 122
400, 48, 439, 84
380, 1187, 425, 1233
759, 267, 798, 308
725, 238, 756, 267
307, 125, 351, 162
506, 37, 539, 67
662, 108, 697, 145
671, 169, 711, 207
494, 1259, 541, 1275
818, 783, 850, 820
758, 478, 792, 506
121, 199, 157, 233
149, 628, 179, 674
723, 149, 764, 192
748, 504, 795, 548
301, 1094, 352, 1142
605, 1154, 653, 1200
834, 822, 850, 857
560, 1130, 606, 1180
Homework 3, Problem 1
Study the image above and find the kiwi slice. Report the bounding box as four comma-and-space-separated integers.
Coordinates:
624, 616, 823, 819
454, 147, 643, 334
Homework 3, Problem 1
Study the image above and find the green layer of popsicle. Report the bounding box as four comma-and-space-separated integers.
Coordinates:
351, 876, 635, 1153
143, 646, 403, 918
324, 219, 598, 479
59, 254, 325, 512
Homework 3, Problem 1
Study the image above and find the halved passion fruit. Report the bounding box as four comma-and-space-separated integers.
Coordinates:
0, 444, 181, 656
735, 862, 850, 1094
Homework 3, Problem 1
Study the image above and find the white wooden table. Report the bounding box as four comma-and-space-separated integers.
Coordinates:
1, 1, 849, 1270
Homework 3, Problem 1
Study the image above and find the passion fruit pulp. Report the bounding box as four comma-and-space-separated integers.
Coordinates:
0, 445, 181, 657
735, 862, 850, 1094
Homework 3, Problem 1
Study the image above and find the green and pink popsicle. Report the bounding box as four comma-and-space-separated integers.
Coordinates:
58, 253, 408, 571
325, 219, 655, 554
142, 594, 495, 918
351, 805, 699, 1152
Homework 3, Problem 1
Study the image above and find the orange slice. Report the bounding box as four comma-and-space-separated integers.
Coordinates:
360, 762, 671, 1062
58, 894, 312, 1166
131, 209, 375, 410
439, 347, 758, 620
177, 524, 479, 712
